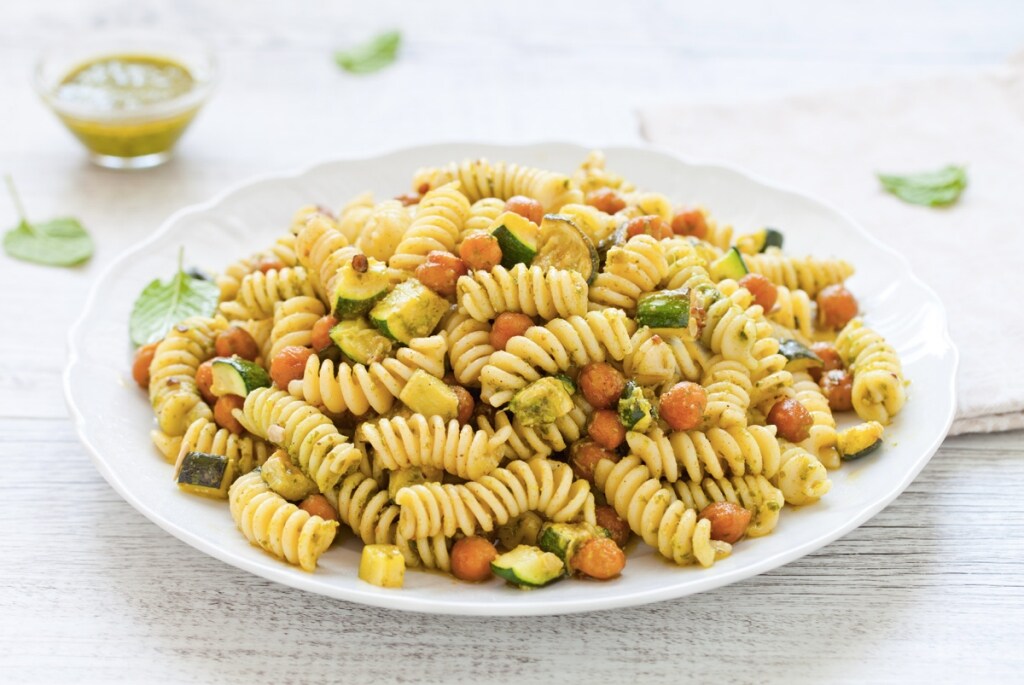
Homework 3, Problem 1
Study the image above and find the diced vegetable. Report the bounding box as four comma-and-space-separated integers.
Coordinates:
331, 254, 390, 319
490, 545, 565, 588
533, 214, 600, 284
329, 317, 393, 364
617, 381, 656, 432
399, 370, 459, 420
538, 522, 607, 574
636, 288, 691, 329
369, 279, 449, 344
709, 246, 749, 281
736, 227, 784, 254
509, 377, 574, 426
387, 465, 441, 502
359, 544, 406, 588
554, 373, 576, 396
210, 356, 271, 397
490, 211, 539, 268
176, 451, 235, 498
260, 451, 318, 501
778, 338, 823, 373
838, 421, 885, 460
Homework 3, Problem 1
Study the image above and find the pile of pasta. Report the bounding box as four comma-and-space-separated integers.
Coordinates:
140, 152, 906, 584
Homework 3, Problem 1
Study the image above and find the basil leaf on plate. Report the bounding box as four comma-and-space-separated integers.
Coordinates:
877, 165, 967, 207
129, 247, 219, 346
334, 31, 401, 74
2, 175, 93, 267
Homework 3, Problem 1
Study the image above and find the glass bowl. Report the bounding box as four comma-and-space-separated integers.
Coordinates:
35, 32, 218, 169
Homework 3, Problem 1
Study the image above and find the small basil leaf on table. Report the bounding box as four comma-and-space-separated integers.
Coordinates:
130, 247, 219, 346
2, 175, 93, 266
334, 31, 401, 74
876, 165, 967, 207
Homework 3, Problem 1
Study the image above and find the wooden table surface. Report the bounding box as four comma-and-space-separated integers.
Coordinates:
2, 2, 1023, 683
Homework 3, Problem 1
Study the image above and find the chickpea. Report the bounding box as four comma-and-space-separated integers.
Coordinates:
809, 342, 844, 383
453, 386, 475, 424
270, 346, 313, 389
504, 195, 543, 225
394, 192, 421, 207
414, 250, 468, 298
698, 502, 751, 544
450, 536, 498, 582
578, 362, 626, 410
820, 369, 854, 412
458, 231, 503, 271
817, 285, 858, 329
595, 505, 630, 548
738, 273, 778, 313
588, 409, 626, 450
215, 326, 261, 361
311, 315, 339, 353
658, 381, 708, 431
489, 312, 534, 351
257, 258, 284, 273
670, 208, 708, 239
766, 398, 814, 443
194, 360, 217, 405
570, 440, 619, 484
572, 538, 626, 580
585, 188, 626, 214
131, 342, 159, 389
299, 494, 338, 522
213, 395, 245, 435
416, 182, 431, 195
624, 215, 671, 241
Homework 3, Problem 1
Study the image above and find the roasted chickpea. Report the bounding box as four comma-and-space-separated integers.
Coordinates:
269, 346, 313, 389
595, 505, 630, 548
767, 398, 814, 442
738, 273, 778, 313
809, 342, 844, 383
820, 369, 854, 412
588, 409, 626, 450
570, 440, 619, 484
585, 188, 627, 214
394, 192, 421, 207
131, 342, 159, 389
195, 360, 217, 405
699, 502, 751, 544
213, 395, 246, 435
489, 312, 534, 351
624, 215, 672, 241
415, 250, 468, 298
453, 386, 475, 425
572, 538, 626, 580
417, 182, 431, 195
659, 381, 708, 431
451, 536, 498, 582
504, 195, 543, 225
311, 315, 339, 353
670, 208, 708, 239
257, 258, 284, 273
817, 285, 858, 329
578, 362, 626, 410
458, 231, 503, 271
299, 494, 338, 522
215, 326, 261, 361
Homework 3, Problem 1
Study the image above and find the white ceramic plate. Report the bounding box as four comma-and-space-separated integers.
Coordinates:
65, 143, 957, 615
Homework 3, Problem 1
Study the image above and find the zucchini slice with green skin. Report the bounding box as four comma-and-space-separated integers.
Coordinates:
762, 227, 784, 251
399, 369, 459, 420
210, 356, 271, 397
331, 255, 390, 319
636, 288, 691, 329
618, 381, 656, 432
778, 338, 823, 373
509, 377, 574, 426
533, 214, 600, 284
176, 451, 235, 498
838, 421, 885, 460
329, 318, 393, 365
538, 522, 607, 573
736, 227, 785, 255
490, 545, 565, 588
554, 373, 576, 396
369, 279, 450, 344
709, 246, 749, 281
490, 211, 539, 268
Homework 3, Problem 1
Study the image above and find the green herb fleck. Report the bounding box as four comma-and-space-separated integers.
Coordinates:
129, 247, 219, 346
877, 165, 967, 207
3, 175, 93, 266
334, 31, 401, 75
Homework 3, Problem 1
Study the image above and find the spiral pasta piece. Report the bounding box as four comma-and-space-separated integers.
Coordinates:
148, 315, 226, 436
480, 308, 634, 406
395, 458, 594, 540
357, 414, 511, 480
460, 197, 506, 244
477, 396, 590, 460
457, 264, 588, 322
627, 428, 681, 483
770, 286, 814, 340
234, 388, 361, 493
219, 267, 316, 321
668, 424, 781, 482
627, 327, 707, 383
295, 213, 360, 304
390, 182, 470, 273
672, 474, 784, 538
572, 150, 636, 194
623, 331, 680, 388
835, 319, 906, 425
177, 417, 272, 476
355, 199, 413, 262
228, 470, 338, 572
775, 440, 831, 505
289, 335, 448, 416
336, 192, 376, 243
701, 355, 752, 428
150, 430, 182, 463
594, 455, 727, 567
443, 310, 493, 387
588, 235, 669, 312
216, 233, 299, 302
268, 295, 326, 361
701, 294, 759, 371
413, 158, 582, 212
744, 249, 855, 298
749, 319, 795, 413
792, 371, 840, 470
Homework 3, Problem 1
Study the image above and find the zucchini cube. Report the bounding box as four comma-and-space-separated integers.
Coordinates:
358, 544, 406, 588
176, 451, 235, 499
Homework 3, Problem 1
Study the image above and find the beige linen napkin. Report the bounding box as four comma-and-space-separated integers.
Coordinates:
639, 67, 1024, 435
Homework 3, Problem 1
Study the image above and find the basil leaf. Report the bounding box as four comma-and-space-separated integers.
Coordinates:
3, 176, 93, 266
877, 165, 967, 207
334, 31, 401, 74
129, 247, 220, 346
